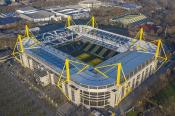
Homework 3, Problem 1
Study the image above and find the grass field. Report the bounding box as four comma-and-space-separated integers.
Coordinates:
88, 58, 102, 66
76, 52, 103, 66
55, 41, 117, 66
77, 53, 91, 60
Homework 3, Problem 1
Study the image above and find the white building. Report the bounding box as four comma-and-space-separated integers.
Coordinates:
16, 6, 90, 22
79, 0, 102, 8
18, 10, 56, 22
46, 5, 90, 20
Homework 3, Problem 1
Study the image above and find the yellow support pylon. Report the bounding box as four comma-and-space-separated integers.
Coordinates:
139, 28, 144, 41
25, 24, 29, 38
91, 16, 95, 28
65, 58, 70, 82
67, 16, 71, 28
155, 39, 161, 59
18, 34, 24, 53
86, 16, 97, 28
12, 34, 24, 55
131, 28, 144, 46
12, 34, 25, 65
112, 112, 115, 116
130, 27, 148, 51
116, 63, 121, 87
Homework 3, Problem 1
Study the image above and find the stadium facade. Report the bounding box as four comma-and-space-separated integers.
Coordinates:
13, 18, 166, 109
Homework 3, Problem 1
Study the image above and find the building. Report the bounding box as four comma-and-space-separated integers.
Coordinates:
0, 0, 4, 4
16, 6, 90, 22
16, 6, 38, 14
16, 7, 56, 22
115, 3, 142, 10
46, 5, 90, 20
13, 20, 166, 109
0, 0, 15, 5
0, 17, 20, 30
110, 14, 149, 28
18, 10, 56, 22
79, 0, 102, 8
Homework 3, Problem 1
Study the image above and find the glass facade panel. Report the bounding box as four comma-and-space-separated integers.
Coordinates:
80, 90, 110, 106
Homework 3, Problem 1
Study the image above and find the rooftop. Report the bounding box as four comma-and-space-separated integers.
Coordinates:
23, 25, 156, 87
116, 3, 142, 10
26, 45, 153, 86
24, 10, 55, 19
0, 17, 20, 25
111, 14, 149, 26
79, 0, 102, 4
16, 6, 38, 14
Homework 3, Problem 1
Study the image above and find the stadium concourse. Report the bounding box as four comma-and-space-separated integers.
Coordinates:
12, 17, 167, 109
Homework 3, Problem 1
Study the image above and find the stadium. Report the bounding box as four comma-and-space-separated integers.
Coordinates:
12, 17, 167, 109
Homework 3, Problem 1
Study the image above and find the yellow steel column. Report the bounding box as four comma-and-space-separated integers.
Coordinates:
67, 16, 71, 28
25, 25, 29, 38
112, 112, 115, 116
18, 34, 24, 53
155, 39, 161, 59
91, 16, 95, 28
116, 63, 121, 87
65, 58, 70, 82
139, 28, 144, 41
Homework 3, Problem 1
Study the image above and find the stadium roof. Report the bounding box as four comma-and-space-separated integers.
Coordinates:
23, 25, 156, 87
26, 45, 154, 87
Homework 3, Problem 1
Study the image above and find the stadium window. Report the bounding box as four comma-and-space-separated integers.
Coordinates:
105, 100, 109, 105
135, 74, 140, 87
128, 82, 130, 87
127, 82, 131, 92
130, 71, 134, 77
149, 65, 152, 75
141, 71, 145, 82
83, 91, 89, 95
145, 68, 149, 78
132, 78, 135, 89
65, 84, 69, 96
71, 90, 75, 102
84, 99, 89, 105
90, 101, 97, 106
90, 92, 97, 95
121, 87, 125, 97
98, 92, 105, 96
125, 82, 130, 94
98, 101, 104, 106
80, 98, 83, 102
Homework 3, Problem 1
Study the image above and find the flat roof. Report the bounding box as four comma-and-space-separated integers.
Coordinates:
17, 6, 38, 11
71, 51, 153, 86
26, 44, 154, 87
23, 25, 155, 87
111, 14, 148, 26
79, 0, 101, 4
0, 17, 20, 25
24, 10, 55, 19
